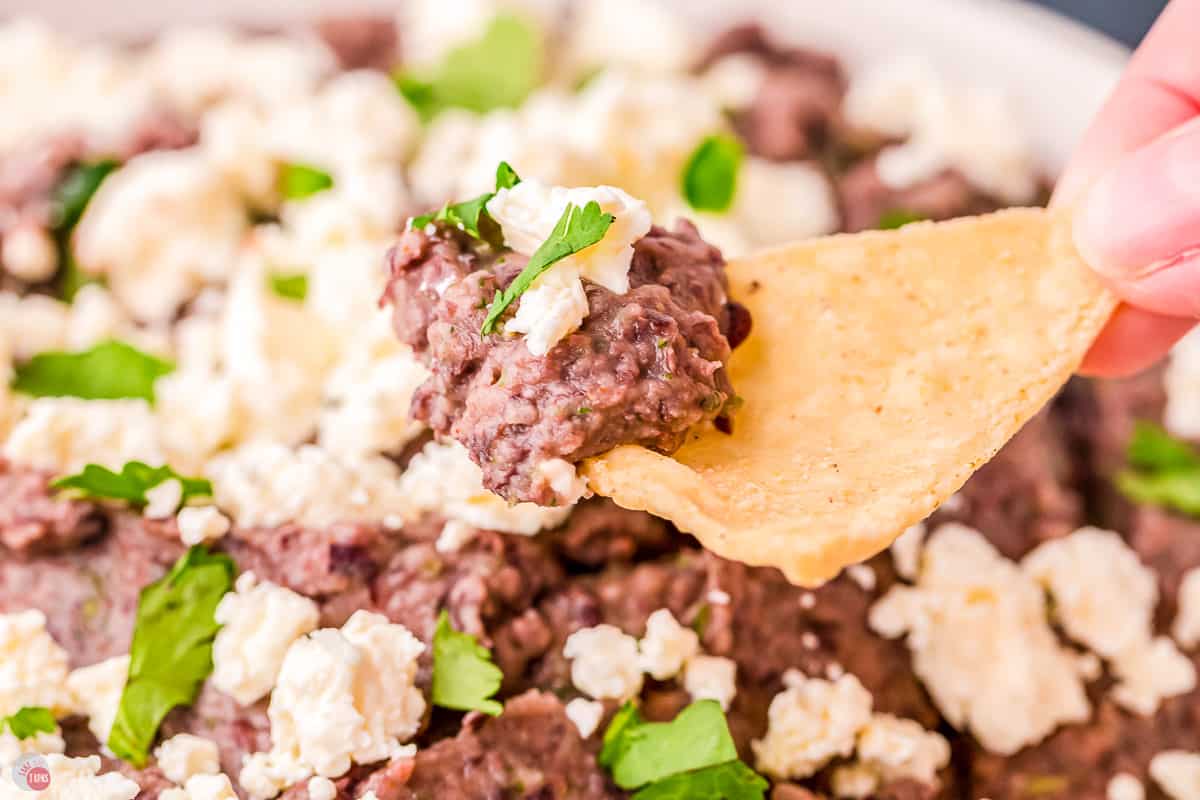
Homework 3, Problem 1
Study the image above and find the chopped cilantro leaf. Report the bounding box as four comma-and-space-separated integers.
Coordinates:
278, 163, 334, 200
495, 160, 523, 191
409, 161, 522, 243
2, 707, 57, 740
1117, 422, 1200, 517
601, 700, 739, 790
11, 340, 174, 404
108, 546, 235, 766
394, 14, 542, 120
52, 462, 212, 508
431, 610, 503, 716
632, 760, 768, 800
269, 272, 309, 302
681, 134, 744, 214
481, 201, 614, 335
49, 160, 118, 302
878, 209, 927, 230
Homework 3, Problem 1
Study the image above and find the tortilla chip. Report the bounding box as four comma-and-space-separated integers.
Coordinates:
581, 208, 1116, 586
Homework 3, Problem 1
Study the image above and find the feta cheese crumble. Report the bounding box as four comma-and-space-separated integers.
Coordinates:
890, 523, 926, 582
682, 655, 738, 711
154, 734, 222, 785
869, 523, 1091, 755
1108, 773, 1145, 800
1164, 327, 1200, 440
176, 506, 231, 547
751, 671, 872, 780
563, 624, 644, 701
65, 655, 130, 746
1151, 751, 1200, 800
564, 698, 605, 739
638, 609, 700, 680
0, 754, 139, 800
3, 398, 163, 474
486, 179, 652, 355
1175, 567, 1200, 650
211, 572, 320, 706
0, 609, 71, 716
159, 774, 239, 800
832, 713, 951, 797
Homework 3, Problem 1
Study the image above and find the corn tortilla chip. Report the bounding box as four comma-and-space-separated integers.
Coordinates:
581, 208, 1116, 586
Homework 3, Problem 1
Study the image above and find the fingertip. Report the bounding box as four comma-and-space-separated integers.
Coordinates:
1078, 304, 1194, 377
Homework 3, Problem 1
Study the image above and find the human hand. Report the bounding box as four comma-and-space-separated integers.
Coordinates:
1057, 0, 1200, 376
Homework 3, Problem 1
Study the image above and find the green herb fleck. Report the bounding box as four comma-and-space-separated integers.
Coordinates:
393, 14, 542, 120
600, 700, 740, 790
681, 134, 744, 214
11, 340, 174, 404
278, 163, 334, 200
632, 760, 768, 800
494, 161, 523, 191
690, 603, 712, 637
269, 272, 309, 302
52, 462, 212, 508
431, 609, 503, 716
575, 406, 592, 416
1024, 774, 1069, 796
481, 201, 614, 335
408, 161, 522, 245
2, 707, 57, 740
1117, 421, 1200, 516
877, 209, 927, 230
49, 160, 119, 302
108, 546, 235, 766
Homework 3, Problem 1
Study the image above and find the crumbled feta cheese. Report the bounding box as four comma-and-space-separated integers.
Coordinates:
74, 149, 249, 322
701, 54, 769, 111
207, 442, 409, 530
399, 440, 573, 535
751, 672, 873, 780
1175, 568, 1200, 649
1151, 751, 1200, 800
0, 727, 64, 766
730, 158, 840, 247
486, 179, 652, 355
154, 734, 221, 785
890, 523, 926, 582
682, 655, 737, 711
638, 609, 700, 680
846, 713, 951, 794
65, 655, 130, 746
564, 698, 605, 739
1110, 636, 1196, 716
1108, 773, 1145, 800
830, 763, 880, 799
306, 776, 337, 800
1021, 527, 1159, 659
176, 506, 231, 547
843, 57, 1037, 204
0, 610, 71, 716
240, 611, 425, 798
0, 754, 139, 800
800, 593, 816, 610
435, 520, 478, 554
2, 224, 58, 283
144, 478, 184, 519
0, 293, 69, 361
3, 398, 163, 474
845, 564, 877, 592
707, 589, 731, 606
563, 624, 644, 701
159, 774, 238, 800
564, 0, 693, 77
869, 523, 1091, 755
1164, 328, 1200, 440
212, 572, 320, 706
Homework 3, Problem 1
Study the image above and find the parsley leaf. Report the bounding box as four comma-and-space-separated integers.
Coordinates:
108, 546, 235, 767
878, 209, 927, 230
1117, 421, 1200, 516
480, 200, 614, 335
495, 161, 523, 191
394, 14, 542, 120
408, 162, 522, 243
601, 700, 739, 790
10, 340, 174, 404
278, 163, 334, 200
269, 272, 309, 302
49, 160, 119, 302
681, 134, 744, 213
2, 707, 57, 740
52, 462, 212, 508
431, 610, 503, 716
632, 761, 768, 800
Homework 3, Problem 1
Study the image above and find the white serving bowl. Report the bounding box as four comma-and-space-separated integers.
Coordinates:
10, 0, 1128, 172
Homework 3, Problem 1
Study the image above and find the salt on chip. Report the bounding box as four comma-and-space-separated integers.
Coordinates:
581, 208, 1115, 586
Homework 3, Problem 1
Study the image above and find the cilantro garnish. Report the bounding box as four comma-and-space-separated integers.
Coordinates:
409, 161, 523, 243
52, 462, 212, 508
393, 14, 542, 120
877, 209, 927, 230
480, 201, 614, 335
599, 700, 745, 790
431, 609, 503, 716
1116, 421, 1200, 516
49, 160, 119, 302
632, 761, 768, 800
1, 707, 57, 740
269, 272, 309, 302
108, 546, 235, 767
11, 340, 175, 404
681, 134, 744, 214
278, 163, 334, 200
